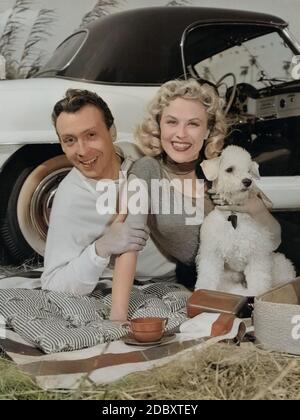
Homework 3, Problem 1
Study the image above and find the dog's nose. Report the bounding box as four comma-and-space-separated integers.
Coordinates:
242, 178, 252, 188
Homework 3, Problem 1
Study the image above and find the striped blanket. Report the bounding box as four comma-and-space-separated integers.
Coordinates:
0, 278, 247, 390
0, 281, 190, 353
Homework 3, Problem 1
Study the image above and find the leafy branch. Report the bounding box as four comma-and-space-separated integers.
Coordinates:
19, 9, 56, 78
78, 0, 120, 29
166, 0, 191, 6
0, 0, 33, 61
0, 1, 56, 79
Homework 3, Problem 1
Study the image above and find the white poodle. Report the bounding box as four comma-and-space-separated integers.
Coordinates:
195, 145, 295, 296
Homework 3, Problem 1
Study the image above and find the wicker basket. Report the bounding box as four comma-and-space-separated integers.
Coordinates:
254, 278, 300, 355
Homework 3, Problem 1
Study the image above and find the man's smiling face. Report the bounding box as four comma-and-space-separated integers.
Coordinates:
57, 104, 118, 180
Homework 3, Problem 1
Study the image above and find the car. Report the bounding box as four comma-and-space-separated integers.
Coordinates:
0, 6, 300, 269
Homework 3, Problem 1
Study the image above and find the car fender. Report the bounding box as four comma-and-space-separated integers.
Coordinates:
0, 78, 158, 145
257, 177, 300, 211
0, 145, 23, 172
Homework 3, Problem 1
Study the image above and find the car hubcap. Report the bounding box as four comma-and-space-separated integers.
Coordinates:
29, 168, 70, 241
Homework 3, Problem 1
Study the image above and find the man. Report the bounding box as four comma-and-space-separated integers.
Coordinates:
41, 89, 175, 294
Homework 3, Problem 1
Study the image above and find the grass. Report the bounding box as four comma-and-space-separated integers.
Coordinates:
0, 342, 300, 400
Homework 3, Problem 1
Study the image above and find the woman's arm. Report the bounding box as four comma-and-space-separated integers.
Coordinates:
109, 174, 148, 321
110, 251, 138, 321
243, 196, 281, 249
109, 163, 153, 321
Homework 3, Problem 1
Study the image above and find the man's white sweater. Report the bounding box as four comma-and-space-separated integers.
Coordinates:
41, 143, 175, 294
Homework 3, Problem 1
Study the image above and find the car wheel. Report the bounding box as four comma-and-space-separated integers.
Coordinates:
0, 155, 72, 263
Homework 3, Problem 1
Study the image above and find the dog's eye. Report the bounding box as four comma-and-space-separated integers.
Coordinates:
226, 167, 234, 173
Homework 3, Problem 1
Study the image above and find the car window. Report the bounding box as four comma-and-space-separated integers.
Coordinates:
40, 31, 88, 74
193, 31, 295, 88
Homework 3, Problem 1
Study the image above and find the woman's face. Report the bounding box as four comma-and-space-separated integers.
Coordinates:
160, 97, 209, 163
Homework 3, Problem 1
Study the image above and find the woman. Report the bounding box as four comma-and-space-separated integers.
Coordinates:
110, 78, 281, 321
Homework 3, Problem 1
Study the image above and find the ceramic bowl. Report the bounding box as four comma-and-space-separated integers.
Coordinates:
130, 317, 168, 342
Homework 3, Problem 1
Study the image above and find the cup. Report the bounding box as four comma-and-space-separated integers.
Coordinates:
130, 317, 168, 342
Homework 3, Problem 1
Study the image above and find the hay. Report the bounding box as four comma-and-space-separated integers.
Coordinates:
0, 342, 299, 400
0, 259, 42, 279
112, 342, 300, 400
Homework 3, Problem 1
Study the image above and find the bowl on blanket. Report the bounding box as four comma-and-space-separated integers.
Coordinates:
130, 317, 168, 342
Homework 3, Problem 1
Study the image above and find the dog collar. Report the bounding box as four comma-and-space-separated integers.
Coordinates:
227, 213, 238, 229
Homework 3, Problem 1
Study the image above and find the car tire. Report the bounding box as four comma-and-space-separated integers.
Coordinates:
0, 155, 72, 264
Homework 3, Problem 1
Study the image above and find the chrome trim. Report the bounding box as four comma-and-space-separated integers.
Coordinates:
272, 208, 300, 212
0, 143, 23, 148
35, 29, 89, 77
282, 28, 300, 54
180, 27, 188, 80
59, 29, 89, 72
0, 141, 59, 146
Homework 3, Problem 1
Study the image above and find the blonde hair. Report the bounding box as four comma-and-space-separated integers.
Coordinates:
136, 78, 227, 159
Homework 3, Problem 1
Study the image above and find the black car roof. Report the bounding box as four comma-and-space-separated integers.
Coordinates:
50, 6, 288, 85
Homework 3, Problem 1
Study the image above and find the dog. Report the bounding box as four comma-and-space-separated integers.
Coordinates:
195, 145, 295, 296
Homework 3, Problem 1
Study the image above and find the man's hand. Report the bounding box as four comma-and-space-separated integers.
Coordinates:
95, 214, 150, 258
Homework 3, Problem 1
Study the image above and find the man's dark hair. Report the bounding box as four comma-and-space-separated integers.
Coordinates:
52, 89, 114, 129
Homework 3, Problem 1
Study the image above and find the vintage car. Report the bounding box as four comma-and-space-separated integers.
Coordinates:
0, 6, 300, 268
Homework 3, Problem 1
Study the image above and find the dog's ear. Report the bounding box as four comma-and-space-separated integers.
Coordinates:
250, 161, 260, 180
200, 157, 221, 181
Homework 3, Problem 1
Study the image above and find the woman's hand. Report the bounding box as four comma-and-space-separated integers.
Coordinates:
207, 188, 228, 206
208, 188, 269, 217
216, 195, 267, 218
209, 191, 281, 249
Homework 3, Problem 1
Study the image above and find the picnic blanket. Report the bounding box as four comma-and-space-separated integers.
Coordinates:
0, 281, 190, 353
0, 277, 247, 390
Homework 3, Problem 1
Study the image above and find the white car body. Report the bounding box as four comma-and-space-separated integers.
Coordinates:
0, 77, 156, 149
1, 78, 299, 211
